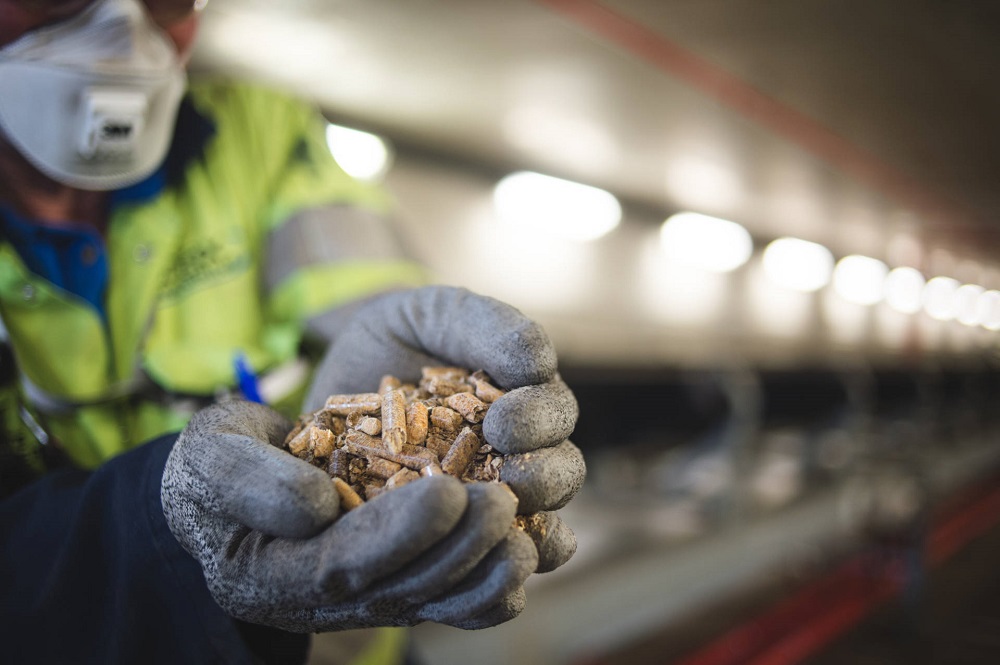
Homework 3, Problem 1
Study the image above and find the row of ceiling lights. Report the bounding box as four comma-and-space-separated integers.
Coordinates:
326, 124, 1000, 332
492, 171, 1000, 331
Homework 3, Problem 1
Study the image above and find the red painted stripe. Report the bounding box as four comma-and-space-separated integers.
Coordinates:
743, 580, 897, 665
666, 476, 1000, 665
536, 0, 981, 235
927, 483, 1000, 566
671, 557, 896, 665
673, 562, 864, 665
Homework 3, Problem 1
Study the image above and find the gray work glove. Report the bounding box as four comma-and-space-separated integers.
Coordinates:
305, 285, 587, 573
161, 400, 538, 632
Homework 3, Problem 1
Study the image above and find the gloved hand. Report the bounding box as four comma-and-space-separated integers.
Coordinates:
161, 400, 538, 632
305, 286, 587, 572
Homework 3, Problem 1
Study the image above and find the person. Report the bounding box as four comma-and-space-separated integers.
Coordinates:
0, 2, 587, 664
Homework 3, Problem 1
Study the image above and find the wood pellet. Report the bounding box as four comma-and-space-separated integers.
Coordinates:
283, 366, 510, 511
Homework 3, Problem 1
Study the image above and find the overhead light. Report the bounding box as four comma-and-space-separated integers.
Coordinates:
658, 212, 753, 272
325, 123, 392, 181
923, 276, 960, 321
833, 255, 888, 305
884, 267, 925, 314
978, 290, 1000, 331
955, 284, 985, 326
762, 237, 834, 292
493, 171, 621, 242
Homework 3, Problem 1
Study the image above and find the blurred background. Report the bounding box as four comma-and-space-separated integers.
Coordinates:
191, 1, 1000, 663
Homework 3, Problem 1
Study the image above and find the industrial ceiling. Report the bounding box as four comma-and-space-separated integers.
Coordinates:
192, 0, 1000, 286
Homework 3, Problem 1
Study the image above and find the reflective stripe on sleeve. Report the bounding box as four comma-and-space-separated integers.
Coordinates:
265, 204, 411, 292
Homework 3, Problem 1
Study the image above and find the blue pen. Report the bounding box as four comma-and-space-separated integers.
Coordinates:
234, 352, 265, 403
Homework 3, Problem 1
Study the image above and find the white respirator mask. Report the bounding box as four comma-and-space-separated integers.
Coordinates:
0, 0, 187, 190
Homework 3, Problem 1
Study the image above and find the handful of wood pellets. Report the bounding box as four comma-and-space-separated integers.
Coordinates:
283, 366, 509, 511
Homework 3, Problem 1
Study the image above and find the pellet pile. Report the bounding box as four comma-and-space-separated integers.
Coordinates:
283, 366, 511, 511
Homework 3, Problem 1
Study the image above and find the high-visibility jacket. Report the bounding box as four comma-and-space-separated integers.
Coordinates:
0, 78, 423, 472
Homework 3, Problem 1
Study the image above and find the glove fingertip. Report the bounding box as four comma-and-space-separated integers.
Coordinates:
466, 481, 519, 523
523, 512, 577, 573
488, 320, 558, 389
408, 474, 469, 519
500, 440, 587, 514
447, 588, 528, 630
262, 470, 341, 539
482, 383, 578, 455
217, 437, 341, 538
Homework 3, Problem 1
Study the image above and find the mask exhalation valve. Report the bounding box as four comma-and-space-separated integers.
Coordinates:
78, 88, 148, 161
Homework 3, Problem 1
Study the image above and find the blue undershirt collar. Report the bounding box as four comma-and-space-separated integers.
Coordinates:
0, 168, 166, 316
